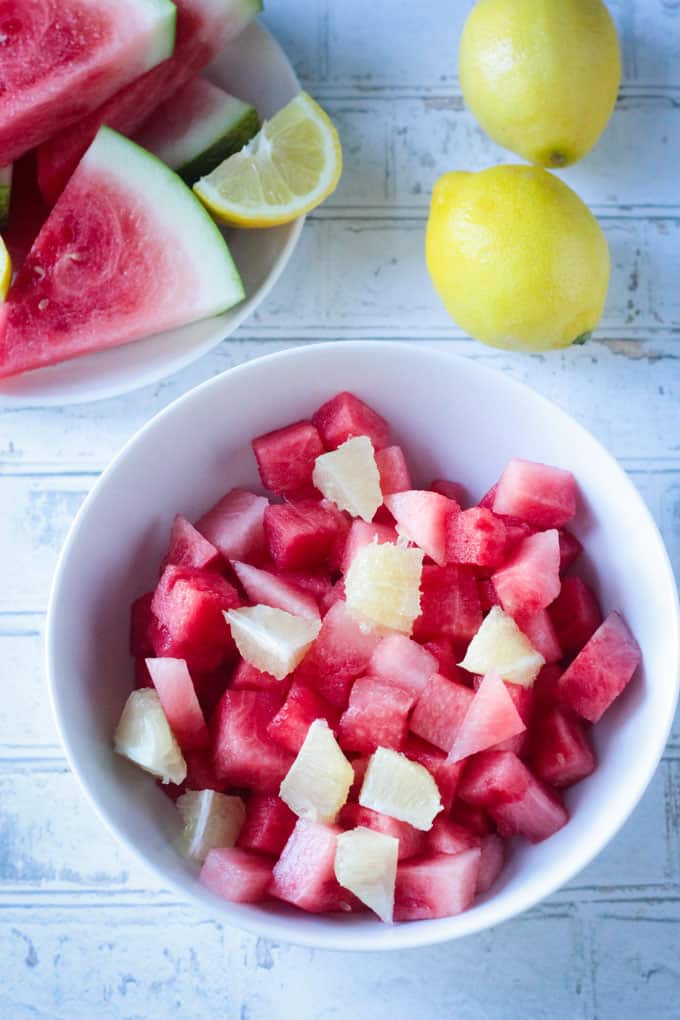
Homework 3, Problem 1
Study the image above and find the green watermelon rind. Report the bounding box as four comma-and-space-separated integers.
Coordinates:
136, 0, 179, 72
177, 105, 260, 184
84, 126, 245, 315
0, 165, 11, 228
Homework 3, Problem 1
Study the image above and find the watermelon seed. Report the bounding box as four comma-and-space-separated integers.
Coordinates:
38, 299, 49, 311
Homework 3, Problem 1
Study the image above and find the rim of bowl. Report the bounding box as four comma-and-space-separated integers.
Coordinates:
46, 341, 680, 951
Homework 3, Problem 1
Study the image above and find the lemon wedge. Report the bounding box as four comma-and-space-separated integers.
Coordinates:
0, 236, 11, 300
193, 91, 342, 227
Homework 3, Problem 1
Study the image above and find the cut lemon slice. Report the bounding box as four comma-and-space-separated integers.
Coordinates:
0, 236, 11, 299
193, 91, 342, 227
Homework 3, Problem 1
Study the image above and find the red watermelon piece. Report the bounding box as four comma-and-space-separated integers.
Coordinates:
312, 391, 390, 451
232, 560, 320, 622
409, 673, 474, 752
476, 834, 505, 893
264, 500, 346, 572
340, 519, 397, 574
130, 591, 156, 657
339, 803, 426, 860
445, 507, 507, 569
530, 705, 596, 788
385, 489, 460, 566
413, 565, 483, 644
375, 445, 412, 495
134, 658, 154, 689
272, 569, 334, 605
294, 600, 381, 708
421, 637, 464, 683
183, 747, 224, 792
368, 633, 437, 705
230, 659, 283, 694
492, 530, 561, 617
337, 675, 411, 754
431, 479, 470, 506
448, 673, 526, 764
427, 816, 480, 856
211, 689, 293, 792
477, 577, 501, 614
192, 665, 230, 717
492, 681, 535, 755
548, 577, 603, 657
450, 800, 495, 837
516, 608, 562, 664
393, 849, 481, 921
267, 680, 339, 755
403, 735, 465, 811
162, 514, 220, 571
478, 482, 498, 509
492, 458, 578, 529
532, 664, 564, 710
557, 612, 641, 723
252, 420, 324, 497
237, 794, 297, 857
558, 528, 583, 572
2, 153, 49, 273
270, 819, 354, 913
146, 656, 209, 752
200, 847, 273, 904
196, 488, 268, 563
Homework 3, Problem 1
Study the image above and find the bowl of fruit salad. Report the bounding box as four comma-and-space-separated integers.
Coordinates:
46, 341, 679, 950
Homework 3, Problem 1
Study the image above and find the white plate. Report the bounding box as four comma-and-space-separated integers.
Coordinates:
0, 21, 301, 407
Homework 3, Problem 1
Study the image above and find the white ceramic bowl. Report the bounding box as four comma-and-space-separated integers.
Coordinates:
0, 21, 301, 407
47, 342, 680, 951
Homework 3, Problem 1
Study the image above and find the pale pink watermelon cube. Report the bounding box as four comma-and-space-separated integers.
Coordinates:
264, 500, 347, 572
549, 576, 603, 657
492, 530, 561, 617
162, 514, 221, 571
426, 816, 480, 856
385, 489, 460, 566
200, 848, 273, 903
393, 848, 481, 921
445, 507, 507, 569
338, 675, 411, 753
252, 420, 324, 496
530, 705, 596, 788
211, 689, 293, 792
413, 565, 483, 644
368, 633, 438, 705
448, 673, 527, 764
557, 611, 641, 723
340, 519, 397, 574
237, 794, 297, 856
476, 834, 505, 893
146, 657, 209, 752
339, 802, 426, 860
375, 445, 412, 495
294, 600, 381, 708
270, 819, 354, 912
492, 458, 578, 529
312, 391, 390, 451
197, 489, 269, 563
267, 680, 339, 755
409, 673, 474, 752
516, 608, 562, 664
232, 560, 320, 622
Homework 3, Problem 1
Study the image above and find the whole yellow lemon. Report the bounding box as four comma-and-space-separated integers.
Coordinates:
459, 0, 621, 167
425, 164, 610, 351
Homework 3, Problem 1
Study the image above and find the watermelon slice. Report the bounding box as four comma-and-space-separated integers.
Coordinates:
556, 612, 641, 723
0, 165, 11, 226
0, 128, 244, 378
162, 514, 221, 571
146, 656, 210, 751
135, 77, 260, 184
36, 0, 262, 204
0, 0, 177, 166
197, 489, 268, 563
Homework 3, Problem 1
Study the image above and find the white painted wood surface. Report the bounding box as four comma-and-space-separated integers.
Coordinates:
1, 1, 679, 1016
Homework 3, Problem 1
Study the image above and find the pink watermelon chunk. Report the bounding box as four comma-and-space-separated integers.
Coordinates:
339, 803, 426, 860
252, 420, 324, 497
200, 847, 273, 904
530, 705, 596, 788
162, 514, 220, 571
448, 673, 526, 764
232, 560, 320, 622
492, 458, 578, 529
445, 507, 507, 569
422, 637, 465, 683
393, 849, 481, 921
450, 800, 495, 836
130, 591, 156, 657
557, 611, 641, 723
267, 680, 339, 755
516, 608, 562, 664
230, 659, 284, 694
476, 834, 505, 893
427, 817, 480, 856
340, 519, 397, 574
270, 819, 354, 913
312, 391, 390, 451
478, 482, 498, 509
183, 747, 224, 792
272, 569, 334, 605
0, 128, 244, 379
237, 794, 297, 856
320, 578, 346, 615
413, 565, 483, 644
211, 689, 293, 792
431, 479, 469, 506
533, 664, 564, 710
492, 680, 535, 755
385, 490, 460, 566
403, 735, 465, 811
477, 578, 501, 614
294, 600, 381, 708
36, 0, 260, 204
146, 656, 209, 751
368, 633, 437, 706
492, 530, 561, 617
264, 500, 346, 572
337, 675, 411, 754
0, 0, 177, 165
558, 528, 583, 572
375, 445, 412, 495
409, 673, 474, 752
548, 577, 603, 657
196, 489, 268, 564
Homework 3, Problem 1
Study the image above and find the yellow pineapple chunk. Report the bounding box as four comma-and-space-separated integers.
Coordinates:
176, 790, 246, 862
114, 688, 186, 785
459, 605, 545, 687
344, 540, 423, 633
312, 435, 382, 522
225, 604, 321, 681
279, 718, 354, 823
359, 746, 442, 831
335, 826, 398, 923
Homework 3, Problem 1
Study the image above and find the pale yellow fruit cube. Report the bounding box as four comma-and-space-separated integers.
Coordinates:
225, 604, 321, 681
344, 541, 423, 634
459, 605, 545, 687
359, 746, 442, 831
335, 826, 398, 923
279, 718, 354, 823
312, 435, 382, 522
114, 688, 187, 785
176, 790, 246, 862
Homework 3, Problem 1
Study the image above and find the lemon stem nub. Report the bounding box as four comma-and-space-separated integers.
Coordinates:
573, 332, 591, 346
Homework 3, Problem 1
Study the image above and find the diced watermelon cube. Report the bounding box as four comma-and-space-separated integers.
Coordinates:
237, 794, 297, 856
230, 659, 283, 694
492, 530, 561, 617
393, 849, 481, 921
558, 528, 583, 573
427, 816, 480, 855
337, 676, 411, 754
270, 819, 354, 912
312, 392, 390, 451
264, 500, 346, 572
410, 673, 474, 752
548, 577, 603, 657
477, 578, 501, 614
533, 664, 564, 710
273, 569, 334, 605
421, 637, 465, 683
445, 507, 507, 569
200, 848, 274, 904
252, 420, 324, 496
492, 779, 568, 843
211, 690, 293, 793
413, 565, 483, 644
450, 800, 495, 836
146, 657, 209, 752
448, 673, 526, 763
431, 479, 469, 506
339, 802, 426, 860
267, 680, 339, 755
478, 482, 498, 509
530, 705, 596, 788
232, 560, 320, 622
503, 517, 535, 549
340, 519, 397, 574
294, 601, 381, 708
162, 514, 220, 571
151, 566, 241, 673
492, 681, 535, 755
368, 633, 437, 705
385, 490, 460, 566
492, 458, 578, 529
375, 445, 412, 495
476, 834, 505, 894
130, 591, 156, 657
197, 489, 269, 563
516, 609, 562, 664
403, 735, 465, 811
556, 612, 641, 723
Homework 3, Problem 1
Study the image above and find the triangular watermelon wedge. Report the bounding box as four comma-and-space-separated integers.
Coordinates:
0, 127, 244, 378
447, 672, 526, 764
